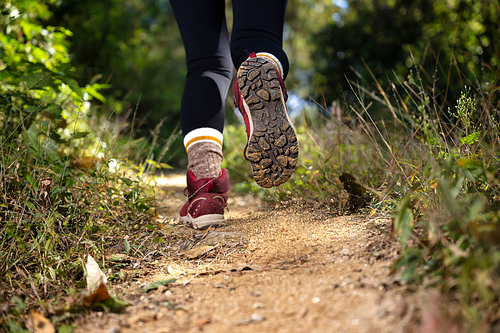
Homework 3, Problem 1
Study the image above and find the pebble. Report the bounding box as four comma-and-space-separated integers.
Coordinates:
195, 318, 211, 326
252, 302, 264, 309
234, 313, 265, 325
341, 248, 351, 255
108, 326, 121, 333
250, 290, 262, 297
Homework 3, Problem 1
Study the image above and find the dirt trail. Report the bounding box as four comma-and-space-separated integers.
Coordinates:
74, 174, 435, 333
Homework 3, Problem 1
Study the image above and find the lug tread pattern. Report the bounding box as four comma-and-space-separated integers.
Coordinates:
237, 57, 299, 188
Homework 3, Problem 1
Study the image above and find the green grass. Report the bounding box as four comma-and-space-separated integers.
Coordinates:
2, 1, 500, 330
0, 107, 173, 329
0, 5, 178, 328
223, 57, 500, 329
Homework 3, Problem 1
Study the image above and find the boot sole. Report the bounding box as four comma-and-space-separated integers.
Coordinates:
237, 57, 299, 188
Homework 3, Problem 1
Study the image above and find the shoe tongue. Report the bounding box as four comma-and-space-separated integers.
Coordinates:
187, 171, 214, 196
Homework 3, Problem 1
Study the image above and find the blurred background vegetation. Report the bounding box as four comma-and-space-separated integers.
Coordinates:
1, 0, 500, 331
7, 0, 496, 167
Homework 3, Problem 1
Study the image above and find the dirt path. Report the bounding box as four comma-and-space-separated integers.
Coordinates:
73, 174, 438, 333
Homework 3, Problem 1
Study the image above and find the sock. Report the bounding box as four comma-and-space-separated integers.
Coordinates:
184, 127, 223, 179
255, 52, 284, 78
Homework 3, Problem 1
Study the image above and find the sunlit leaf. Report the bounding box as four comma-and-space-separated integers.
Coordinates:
153, 236, 166, 244
86, 255, 107, 293
119, 177, 134, 186
61, 77, 83, 97
25, 72, 51, 90
124, 239, 130, 253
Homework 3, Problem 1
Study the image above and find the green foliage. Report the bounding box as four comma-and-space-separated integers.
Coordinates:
266, 44, 499, 323
0, 1, 168, 331
388, 83, 500, 322
394, 156, 500, 305
312, 0, 500, 110
47, 0, 186, 149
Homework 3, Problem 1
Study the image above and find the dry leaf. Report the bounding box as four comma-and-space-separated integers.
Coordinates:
26, 310, 55, 333
86, 255, 107, 293
83, 283, 111, 308
37, 177, 52, 208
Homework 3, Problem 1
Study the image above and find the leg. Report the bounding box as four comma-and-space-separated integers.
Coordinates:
231, 0, 289, 78
171, 0, 231, 229
231, 0, 299, 188
170, 0, 232, 179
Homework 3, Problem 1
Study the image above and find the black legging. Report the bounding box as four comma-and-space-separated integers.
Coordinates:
170, 0, 289, 136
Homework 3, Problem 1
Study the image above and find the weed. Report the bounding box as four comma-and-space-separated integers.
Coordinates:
0, 2, 175, 331
221, 47, 500, 328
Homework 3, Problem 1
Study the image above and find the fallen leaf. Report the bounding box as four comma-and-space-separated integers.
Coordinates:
106, 253, 131, 262
83, 283, 130, 312
86, 255, 107, 293
184, 245, 215, 259
83, 283, 111, 308
141, 278, 177, 293
296, 307, 308, 319
26, 310, 55, 333
37, 177, 52, 208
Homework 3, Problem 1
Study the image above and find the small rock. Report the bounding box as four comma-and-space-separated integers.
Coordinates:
213, 283, 225, 288
252, 302, 264, 309
164, 290, 173, 297
108, 326, 121, 333
157, 285, 167, 293
312, 297, 320, 304
234, 313, 265, 325
251, 313, 264, 322
250, 290, 262, 297
195, 318, 211, 326
341, 248, 351, 256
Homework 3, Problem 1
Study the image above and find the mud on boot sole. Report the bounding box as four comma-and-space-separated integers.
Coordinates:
237, 57, 299, 188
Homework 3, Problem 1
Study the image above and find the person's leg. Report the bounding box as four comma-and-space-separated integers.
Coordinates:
230, 0, 289, 78
170, 0, 232, 229
230, 0, 299, 188
170, 0, 233, 180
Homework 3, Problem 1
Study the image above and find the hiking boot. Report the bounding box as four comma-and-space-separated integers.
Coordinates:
233, 53, 299, 188
179, 169, 229, 229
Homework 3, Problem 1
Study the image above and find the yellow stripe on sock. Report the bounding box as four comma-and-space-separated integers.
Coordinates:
185, 136, 222, 151
256, 53, 283, 77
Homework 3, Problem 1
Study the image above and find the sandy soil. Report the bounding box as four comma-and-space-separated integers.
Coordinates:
72, 174, 458, 333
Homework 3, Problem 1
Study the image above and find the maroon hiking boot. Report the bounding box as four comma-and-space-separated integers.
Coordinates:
233, 53, 299, 188
179, 169, 229, 229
